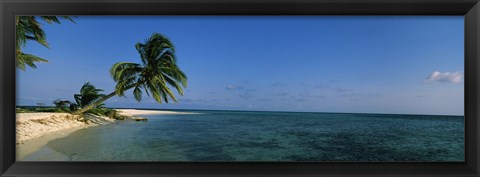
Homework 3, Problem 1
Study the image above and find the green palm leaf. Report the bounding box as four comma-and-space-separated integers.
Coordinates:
72, 33, 188, 115
16, 16, 75, 71
72, 82, 106, 109
16, 53, 49, 71
110, 33, 187, 102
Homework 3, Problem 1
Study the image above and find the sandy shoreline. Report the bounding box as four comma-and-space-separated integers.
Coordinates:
115, 108, 199, 116
16, 113, 115, 144
16, 112, 116, 160
16, 109, 196, 160
17, 109, 192, 144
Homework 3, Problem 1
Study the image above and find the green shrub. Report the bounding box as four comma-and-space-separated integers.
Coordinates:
86, 108, 106, 115
16, 107, 32, 113
16, 106, 70, 113
105, 109, 117, 118
85, 108, 120, 118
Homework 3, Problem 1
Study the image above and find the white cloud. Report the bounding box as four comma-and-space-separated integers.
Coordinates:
239, 92, 254, 99
179, 98, 204, 103
271, 92, 288, 96
271, 82, 287, 87
425, 71, 463, 84
19, 97, 41, 100
225, 85, 244, 91
335, 87, 352, 92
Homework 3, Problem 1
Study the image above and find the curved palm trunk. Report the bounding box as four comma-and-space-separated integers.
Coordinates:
72, 83, 142, 115
71, 91, 117, 115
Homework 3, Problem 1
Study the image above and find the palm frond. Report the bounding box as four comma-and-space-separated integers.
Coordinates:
73, 82, 106, 108
110, 33, 188, 105
16, 53, 49, 71
16, 16, 75, 71
40, 16, 76, 24
159, 82, 177, 102
110, 62, 142, 82
133, 86, 143, 101
163, 74, 184, 95
145, 80, 163, 103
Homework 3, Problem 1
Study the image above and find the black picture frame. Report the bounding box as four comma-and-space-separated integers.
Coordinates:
1, 0, 479, 176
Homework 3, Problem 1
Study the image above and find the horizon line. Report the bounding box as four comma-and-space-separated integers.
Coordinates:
16, 105, 465, 117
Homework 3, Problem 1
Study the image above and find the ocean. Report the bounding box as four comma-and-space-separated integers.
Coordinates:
33, 110, 465, 161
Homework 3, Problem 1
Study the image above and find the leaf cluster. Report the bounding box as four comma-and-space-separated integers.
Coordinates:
110, 33, 188, 104
16, 16, 75, 70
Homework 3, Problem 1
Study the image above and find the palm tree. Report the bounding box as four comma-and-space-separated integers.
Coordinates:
70, 82, 106, 111
53, 99, 72, 108
72, 33, 187, 115
16, 16, 75, 71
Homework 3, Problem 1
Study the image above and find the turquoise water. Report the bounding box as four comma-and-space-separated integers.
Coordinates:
45, 110, 464, 161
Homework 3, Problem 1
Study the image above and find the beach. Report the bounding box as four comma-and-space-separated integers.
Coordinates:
16, 109, 191, 144
16, 109, 193, 160
16, 112, 116, 160
16, 113, 115, 144
114, 109, 199, 116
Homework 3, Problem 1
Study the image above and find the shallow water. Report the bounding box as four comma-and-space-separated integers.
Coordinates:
34, 110, 464, 161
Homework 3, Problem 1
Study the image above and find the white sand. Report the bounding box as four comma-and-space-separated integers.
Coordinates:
16, 113, 115, 144
16, 126, 82, 161
115, 109, 198, 116
17, 109, 194, 161
17, 109, 192, 147
16, 112, 116, 160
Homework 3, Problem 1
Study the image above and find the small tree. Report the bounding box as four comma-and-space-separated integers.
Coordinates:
53, 99, 71, 109
70, 82, 106, 111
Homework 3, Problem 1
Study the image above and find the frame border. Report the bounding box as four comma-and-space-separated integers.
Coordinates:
1, 0, 479, 176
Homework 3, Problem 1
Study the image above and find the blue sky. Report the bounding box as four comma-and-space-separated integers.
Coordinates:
17, 16, 464, 115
